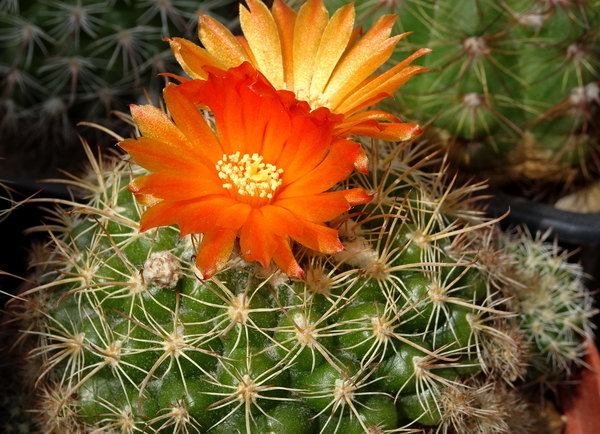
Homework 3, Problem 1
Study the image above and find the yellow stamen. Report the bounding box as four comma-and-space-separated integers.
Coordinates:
216, 152, 283, 199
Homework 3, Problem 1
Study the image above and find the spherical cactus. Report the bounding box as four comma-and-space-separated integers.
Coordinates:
3, 135, 595, 433
326, 0, 600, 194
0, 0, 237, 179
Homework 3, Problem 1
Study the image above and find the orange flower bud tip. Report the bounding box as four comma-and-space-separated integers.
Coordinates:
363, 193, 376, 203
286, 264, 305, 280
158, 73, 190, 83
354, 154, 369, 175
329, 239, 346, 254
197, 264, 218, 280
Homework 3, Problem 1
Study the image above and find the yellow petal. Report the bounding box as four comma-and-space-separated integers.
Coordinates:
324, 14, 400, 108
308, 2, 355, 97
292, 0, 329, 99
199, 14, 250, 69
130, 104, 187, 144
337, 48, 431, 114
236, 36, 259, 66
169, 37, 223, 80
272, 0, 297, 90
240, 0, 285, 89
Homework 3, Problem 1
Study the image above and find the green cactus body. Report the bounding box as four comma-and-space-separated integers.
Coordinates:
5, 137, 595, 434
327, 0, 600, 187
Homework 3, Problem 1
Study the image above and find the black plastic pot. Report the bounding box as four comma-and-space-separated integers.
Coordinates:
483, 192, 600, 288
485, 193, 600, 245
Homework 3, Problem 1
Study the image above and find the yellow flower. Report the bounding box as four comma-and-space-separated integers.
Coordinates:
169, 0, 431, 142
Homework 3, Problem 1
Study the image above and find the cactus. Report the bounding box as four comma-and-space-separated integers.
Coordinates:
326, 0, 600, 195
0, 0, 237, 179
3, 134, 596, 433
2, 1, 597, 433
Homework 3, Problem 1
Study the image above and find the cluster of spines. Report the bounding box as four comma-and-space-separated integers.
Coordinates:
499, 229, 597, 378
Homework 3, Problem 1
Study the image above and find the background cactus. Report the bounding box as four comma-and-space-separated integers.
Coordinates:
0, 0, 237, 180
2, 136, 595, 433
325, 0, 600, 198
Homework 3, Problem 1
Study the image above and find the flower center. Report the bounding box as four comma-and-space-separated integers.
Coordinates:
216, 152, 283, 199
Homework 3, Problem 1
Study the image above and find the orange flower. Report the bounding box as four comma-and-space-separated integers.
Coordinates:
168, 0, 431, 142
120, 63, 372, 279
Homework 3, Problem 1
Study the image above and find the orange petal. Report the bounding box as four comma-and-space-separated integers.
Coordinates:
279, 138, 363, 198
273, 116, 314, 177
129, 191, 163, 207
138, 196, 236, 236
261, 205, 343, 254
240, 0, 285, 89
272, 0, 297, 90
354, 146, 369, 174
342, 187, 374, 206
239, 209, 279, 269
328, 37, 402, 110
196, 227, 238, 279
199, 14, 250, 69
236, 36, 258, 65
120, 137, 212, 178
292, 0, 329, 97
169, 37, 224, 80
293, 220, 344, 254
127, 104, 218, 169
163, 83, 223, 164
272, 236, 304, 278
177, 65, 285, 157
339, 93, 397, 121
128, 174, 223, 202
258, 98, 292, 163
277, 118, 334, 185
343, 110, 402, 124
216, 202, 252, 229
235, 83, 292, 159
309, 2, 355, 96
260, 205, 305, 240
130, 104, 184, 142
274, 191, 352, 223
348, 122, 423, 141
221, 85, 254, 155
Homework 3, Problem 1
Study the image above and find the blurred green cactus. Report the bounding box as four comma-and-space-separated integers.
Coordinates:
327, 0, 600, 194
0, 0, 237, 178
